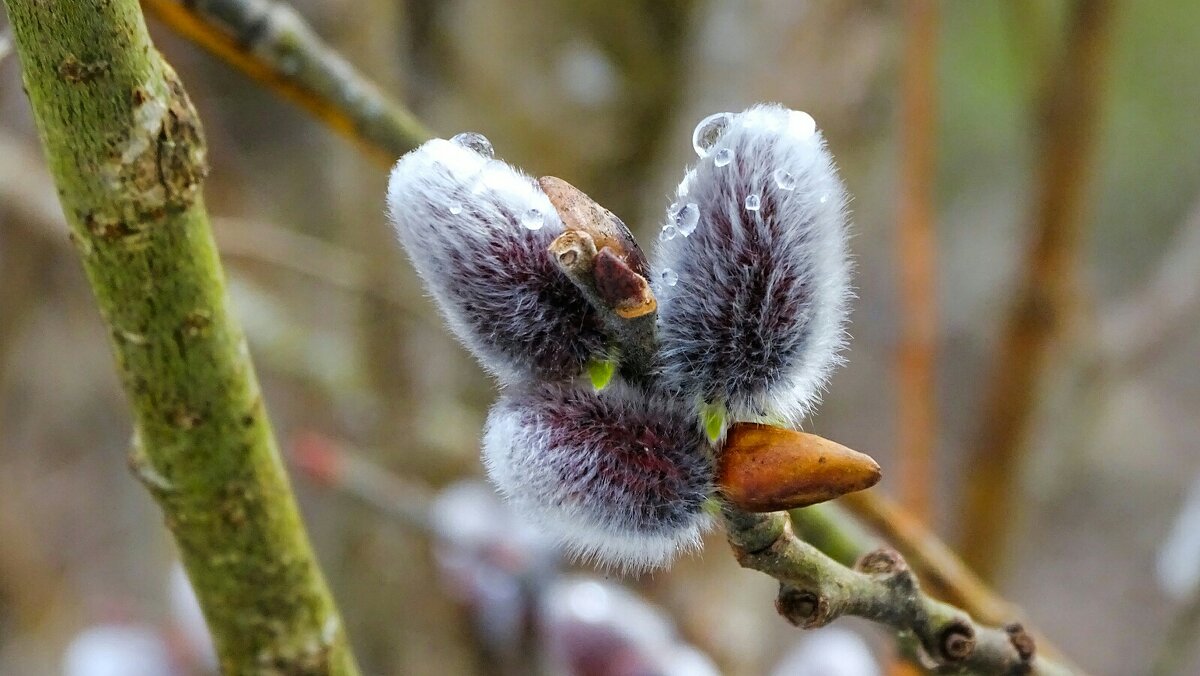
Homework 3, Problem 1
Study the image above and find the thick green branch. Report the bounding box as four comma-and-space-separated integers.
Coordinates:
4, 2, 359, 673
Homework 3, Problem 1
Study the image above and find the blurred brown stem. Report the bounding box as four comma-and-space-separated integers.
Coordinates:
896, 0, 940, 523
958, 0, 1115, 581
142, 0, 431, 165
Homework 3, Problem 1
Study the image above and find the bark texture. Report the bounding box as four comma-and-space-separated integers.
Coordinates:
3, 2, 359, 673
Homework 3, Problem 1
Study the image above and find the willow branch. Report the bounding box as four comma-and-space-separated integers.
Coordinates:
290, 432, 433, 532
840, 491, 1016, 627
725, 508, 1069, 675
142, 0, 430, 165
3, 2, 358, 672
959, 0, 1116, 579
833, 492, 1081, 669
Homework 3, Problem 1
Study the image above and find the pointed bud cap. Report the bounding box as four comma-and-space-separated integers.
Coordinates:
539, 176, 648, 275
718, 423, 881, 512
543, 177, 657, 320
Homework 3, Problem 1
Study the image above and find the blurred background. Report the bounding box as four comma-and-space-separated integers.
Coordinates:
1, 1, 1198, 674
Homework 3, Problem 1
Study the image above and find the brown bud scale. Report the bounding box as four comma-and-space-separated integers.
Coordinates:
718, 423, 881, 512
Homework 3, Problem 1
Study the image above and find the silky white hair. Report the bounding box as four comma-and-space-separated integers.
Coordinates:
482, 382, 713, 572
387, 139, 608, 384
652, 104, 853, 426
388, 109, 855, 574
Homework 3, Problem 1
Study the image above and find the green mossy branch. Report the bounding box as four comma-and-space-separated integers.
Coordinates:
3, 2, 359, 673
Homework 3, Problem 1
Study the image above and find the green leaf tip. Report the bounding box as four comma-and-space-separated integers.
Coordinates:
701, 402, 727, 443
587, 358, 617, 390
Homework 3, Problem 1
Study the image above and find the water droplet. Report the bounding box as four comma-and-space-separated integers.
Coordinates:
774, 169, 796, 191
448, 202, 463, 215
692, 112, 732, 157
521, 208, 545, 230
659, 224, 679, 241
668, 201, 683, 218
745, 194, 761, 211
450, 132, 495, 159
819, 193, 830, 204
675, 202, 700, 237
713, 147, 733, 167
788, 110, 817, 140
661, 268, 678, 287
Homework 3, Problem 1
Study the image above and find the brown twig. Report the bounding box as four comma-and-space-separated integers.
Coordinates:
795, 496, 1085, 672
726, 508, 1069, 675
896, 0, 940, 523
142, 0, 430, 166
958, 0, 1116, 580
840, 491, 1017, 628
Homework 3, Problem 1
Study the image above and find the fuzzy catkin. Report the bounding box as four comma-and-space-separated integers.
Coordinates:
653, 104, 853, 426
387, 139, 608, 383
482, 382, 713, 571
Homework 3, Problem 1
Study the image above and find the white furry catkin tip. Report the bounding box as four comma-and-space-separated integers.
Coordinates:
386, 137, 608, 383
653, 104, 853, 426
482, 382, 714, 572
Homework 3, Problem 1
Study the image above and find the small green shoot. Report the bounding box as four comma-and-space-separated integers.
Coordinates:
587, 358, 617, 390
700, 401, 727, 443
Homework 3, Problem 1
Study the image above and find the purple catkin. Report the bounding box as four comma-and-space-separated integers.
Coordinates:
482, 382, 713, 571
652, 105, 853, 426
387, 138, 608, 384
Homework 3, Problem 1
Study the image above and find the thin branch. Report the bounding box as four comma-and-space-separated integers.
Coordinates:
0, 131, 420, 315
958, 0, 1116, 580
142, 0, 430, 165
213, 216, 418, 310
836, 491, 1081, 669
725, 508, 1069, 675
3, 1, 359, 671
840, 491, 1017, 628
290, 432, 434, 531
896, 0, 940, 523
